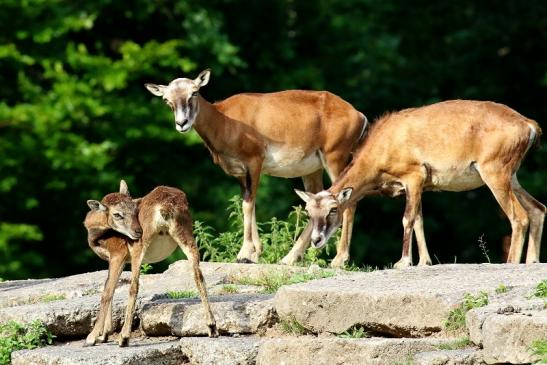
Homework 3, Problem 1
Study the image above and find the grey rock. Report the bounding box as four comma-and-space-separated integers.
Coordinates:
275, 264, 547, 337
11, 337, 183, 365
141, 295, 276, 336
413, 349, 485, 365
256, 337, 459, 365
179, 337, 261, 365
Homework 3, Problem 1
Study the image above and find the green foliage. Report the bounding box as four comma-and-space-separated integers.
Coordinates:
235, 270, 335, 294
530, 340, 547, 363
166, 290, 198, 299
444, 292, 489, 331
197, 195, 339, 266
338, 326, 369, 339
495, 283, 508, 294
0, 320, 54, 365
279, 317, 311, 336
140, 263, 153, 275
532, 280, 547, 298
437, 337, 472, 350
39, 294, 65, 303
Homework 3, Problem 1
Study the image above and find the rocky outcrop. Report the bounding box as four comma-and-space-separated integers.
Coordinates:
2, 262, 546, 365
274, 264, 547, 337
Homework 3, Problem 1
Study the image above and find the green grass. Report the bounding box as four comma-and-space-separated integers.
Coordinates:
532, 279, 547, 298
220, 284, 239, 294
279, 317, 311, 335
444, 291, 489, 331
0, 321, 54, 365
437, 337, 472, 350
338, 326, 369, 339
166, 290, 198, 299
495, 283, 508, 294
235, 269, 335, 294
530, 340, 547, 363
82, 288, 99, 296
195, 195, 340, 267
39, 294, 65, 303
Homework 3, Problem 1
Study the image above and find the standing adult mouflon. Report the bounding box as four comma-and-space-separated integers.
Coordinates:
145, 69, 367, 268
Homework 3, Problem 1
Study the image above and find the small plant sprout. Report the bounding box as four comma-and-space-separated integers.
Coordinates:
495, 283, 508, 294
235, 269, 335, 294
338, 326, 369, 339
444, 291, 489, 331
279, 316, 311, 335
477, 234, 490, 263
40, 294, 65, 303
140, 263, 153, 275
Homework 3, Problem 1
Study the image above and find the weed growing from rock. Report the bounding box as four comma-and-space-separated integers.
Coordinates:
338, 326, 369, 339
235, 270, 335, 294
0, 320, 54, 365
279, 316, 311, 335
140, 263, 153, 275
444, 291, 489, 331
530, 340, 547, 363
495, 283, 508, 294
167, 290, 198, 299
437, 336, 472, 350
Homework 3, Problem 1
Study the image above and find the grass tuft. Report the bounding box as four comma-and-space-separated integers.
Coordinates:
167, 290, 198, 299
279, 317, 311, 335
444, 291, 488, 331
437, 337, 472, 350
40, 294, 65, 303
220, 284, 239, 294
235, 269, 335, 294
0, 320, 54, 365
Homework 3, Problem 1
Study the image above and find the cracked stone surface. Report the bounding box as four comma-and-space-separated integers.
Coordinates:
275, 264, 547, 337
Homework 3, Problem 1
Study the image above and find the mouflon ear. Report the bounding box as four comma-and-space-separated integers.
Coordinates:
87, 200, 106, 212
337, 187, 353, 204
144, 83, 167, 96
119, 180, 130, 196
194, 69, 211, 88
294, 189, 314, 203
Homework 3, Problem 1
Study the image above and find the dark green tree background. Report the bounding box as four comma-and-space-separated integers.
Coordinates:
1, 0, 546, 279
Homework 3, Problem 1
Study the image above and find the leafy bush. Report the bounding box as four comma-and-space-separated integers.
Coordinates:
196, 195, 339, 266
0, 321, 54, 365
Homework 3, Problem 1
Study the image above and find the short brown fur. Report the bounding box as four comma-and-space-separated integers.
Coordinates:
298, 100, 545, 267
84, 182, 217, 347
146, 70, 367, 268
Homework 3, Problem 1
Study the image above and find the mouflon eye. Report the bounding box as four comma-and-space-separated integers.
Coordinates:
113, 213, 123, 220
192, 91, 198, 97
329, 208, 338, 215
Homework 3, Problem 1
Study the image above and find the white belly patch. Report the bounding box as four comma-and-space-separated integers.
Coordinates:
262, 146, 322, 178
430, 164, 484, 192
143, 233, 178, 264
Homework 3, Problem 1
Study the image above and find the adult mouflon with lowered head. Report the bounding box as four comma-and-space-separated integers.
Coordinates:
145, 69, 368, 268
297, 100, 545, 267
85, 180, 218, 347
